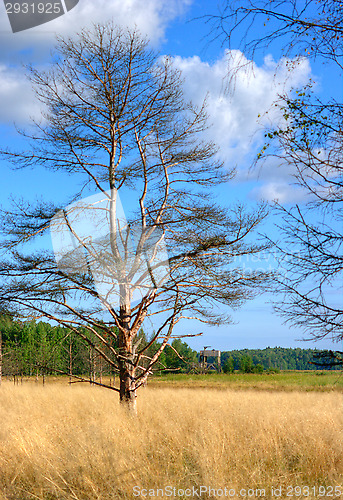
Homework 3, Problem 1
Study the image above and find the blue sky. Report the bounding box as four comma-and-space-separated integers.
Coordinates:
0, 0, 340, 352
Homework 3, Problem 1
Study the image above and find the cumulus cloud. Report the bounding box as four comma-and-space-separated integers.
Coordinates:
171, 50, 312, 202
0, 0, 191, 124
0, 65, 43, 123
250, 179, 307, 204
0, 8, 313, 203
249, 145, 343, 204
243, 152, 318, 204
173, 51, 311, 163
0, 0, 191, 59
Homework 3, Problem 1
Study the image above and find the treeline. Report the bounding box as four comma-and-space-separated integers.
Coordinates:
0, 316, 197, 380
221, 347, 341, 372
0, 315, 340, 381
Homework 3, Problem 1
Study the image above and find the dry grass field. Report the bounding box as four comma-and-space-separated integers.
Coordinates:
148, 371, 343, 392
0, 381, 342, 499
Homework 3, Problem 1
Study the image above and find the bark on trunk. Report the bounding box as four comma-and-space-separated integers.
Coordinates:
119, 362, 137, 413
69, 336, 73, 386
118, 284, 137, 413
118, 330, 137, 412
89, 346, 95, 385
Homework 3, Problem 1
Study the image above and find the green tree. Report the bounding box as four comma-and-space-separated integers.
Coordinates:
164, 339, 197, 371
223, 356, 234, 373
240, 355, 254, 373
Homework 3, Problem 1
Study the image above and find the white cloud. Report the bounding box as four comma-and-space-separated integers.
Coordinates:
171, 50, 312, 202
250, 180, 307, 204
235, 154, 309, 204
0, 12, 313, 203
0, 0, 191, 124
241, 144, 340, 204
0, 0, 191, 58
173, 51, 311, 163
0, 65, 43, 123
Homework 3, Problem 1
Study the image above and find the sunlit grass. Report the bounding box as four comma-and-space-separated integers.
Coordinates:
10, 370, 343, 392
0, 382, 342, 499
148, 370, 343, 391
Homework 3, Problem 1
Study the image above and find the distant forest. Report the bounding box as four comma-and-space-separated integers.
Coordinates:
0, 316, 340, 381
220, 347, 341, 372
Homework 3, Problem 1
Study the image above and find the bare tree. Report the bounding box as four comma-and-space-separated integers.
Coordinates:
264, 96, 343, 342
207, 0, 343, 343
0, 24, 271, 411
208, 0, 343, 68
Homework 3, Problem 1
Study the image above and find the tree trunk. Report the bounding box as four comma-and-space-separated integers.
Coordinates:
118, 336, 137, 413
89, 346, 95, 385
119, 361, 137, 414
99, 354, 102, 385
69, 336, 73, 385
118, 284, 137, 413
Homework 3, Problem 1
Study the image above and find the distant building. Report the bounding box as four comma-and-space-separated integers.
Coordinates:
199, 348, 221, 373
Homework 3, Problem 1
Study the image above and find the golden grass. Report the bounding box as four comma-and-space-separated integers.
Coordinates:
0, 382, 342, 499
